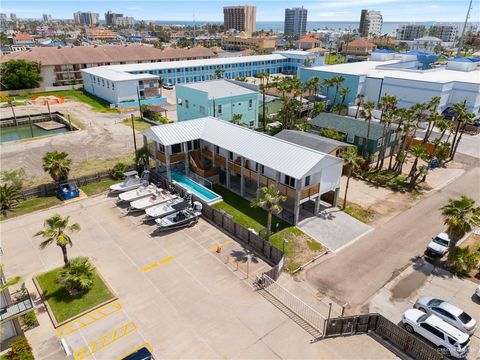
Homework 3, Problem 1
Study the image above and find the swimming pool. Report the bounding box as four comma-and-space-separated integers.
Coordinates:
171, 172, 222, 205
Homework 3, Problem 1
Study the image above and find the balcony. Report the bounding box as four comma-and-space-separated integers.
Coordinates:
0, 288, 34, 323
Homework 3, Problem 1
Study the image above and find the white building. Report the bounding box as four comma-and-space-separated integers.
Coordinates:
429, 24, 458, 43
359, 9, 383, 37
409, 36, 443, 53
143, 117, 343, 224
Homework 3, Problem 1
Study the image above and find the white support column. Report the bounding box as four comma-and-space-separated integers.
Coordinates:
333, 187, 340, 207
256, 164, 261, 198
183, 142, 190, 176
226, 156, 230, 189
165, 145, 172, 181
154, 142, 160, 170
293, 183, 302, 225
212, 147, 216, 167
240, 156, 245, 197
275, 171, 280, 190
314, 196, 321, 216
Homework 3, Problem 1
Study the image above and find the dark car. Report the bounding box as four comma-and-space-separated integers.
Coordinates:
122, 347, 153, 360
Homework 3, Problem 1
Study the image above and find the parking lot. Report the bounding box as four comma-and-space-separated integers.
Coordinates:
2, 194, 399, 359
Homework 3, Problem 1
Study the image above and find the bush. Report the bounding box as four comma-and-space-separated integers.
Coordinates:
0, 168, 27, 190
57, 257, 94, 295
21, 311, 38, 330
319, 127, 346, 142
447, 246, 480, 275
110, 162, 130, 180
6, 337, 34, 360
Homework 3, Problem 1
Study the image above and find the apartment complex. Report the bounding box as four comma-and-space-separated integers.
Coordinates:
176, 79, 259, 127
284, 7, 308, 37
344, 38, 376, 56
359, 9, 383, 37
143, 117, 343, 224
2, 45, 217, 87
42, 14, 52, 23
221, 35, 276, 52
429, 24, 458, 43
105, 11, 135, 27
73, 11, 99, 26
223, 5, 256, 35
81, 51, 321, 105
86, 28, 116, 41
396, 24, 427, 41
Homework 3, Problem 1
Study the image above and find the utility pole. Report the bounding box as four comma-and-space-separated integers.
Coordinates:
131, 113, 137, 151
456, 0, 473, 57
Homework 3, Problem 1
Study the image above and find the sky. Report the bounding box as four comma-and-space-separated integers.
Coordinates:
1, 0, 478, 22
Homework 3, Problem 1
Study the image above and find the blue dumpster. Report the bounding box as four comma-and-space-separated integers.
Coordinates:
57, 181, 80, 200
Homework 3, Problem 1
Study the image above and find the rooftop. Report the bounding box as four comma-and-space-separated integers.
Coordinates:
82, 66, 158, 81
144, 117, 342, 179
1, 45, 216, 66
177, 79, 257, 99
274, 130, 354, 154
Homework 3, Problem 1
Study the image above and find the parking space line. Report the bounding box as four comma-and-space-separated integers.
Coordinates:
73, 322, 137, 360
209, 240, 234, 252
56, 301, 123, 338
140, 255, 174, 272
116, 342, 154, 360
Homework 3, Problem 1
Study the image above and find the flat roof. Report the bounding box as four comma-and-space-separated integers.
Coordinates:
144, 117, 342, 180
177, 79, 257, 99
306, 60, 480, 85
275, 130, 354, 154
81, 67, 158, 81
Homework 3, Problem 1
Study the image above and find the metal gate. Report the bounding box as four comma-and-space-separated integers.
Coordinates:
257, 274, 326, 338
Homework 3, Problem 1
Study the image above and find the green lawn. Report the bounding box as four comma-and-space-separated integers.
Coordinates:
36, 266, 113, 323
211, 185, 288, 233
81, 178, 117, 196
121, 117, 153, 132
325, 54, 347, 65
9, 90, 116, 113
343, 201, 375, 224
1, 196, 62, 221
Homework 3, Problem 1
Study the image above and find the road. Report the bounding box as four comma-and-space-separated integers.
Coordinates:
305, 159, 480, 312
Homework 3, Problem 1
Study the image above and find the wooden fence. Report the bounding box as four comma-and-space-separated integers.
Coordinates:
324, 314, 448, 360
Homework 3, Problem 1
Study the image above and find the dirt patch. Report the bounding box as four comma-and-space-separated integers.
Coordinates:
390, 270, 429, 300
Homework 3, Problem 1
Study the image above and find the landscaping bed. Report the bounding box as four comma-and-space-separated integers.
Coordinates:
121, 116, 153, 132
36, 266, 114, 323
1, 196, 62, 220
81, 178, 117, 196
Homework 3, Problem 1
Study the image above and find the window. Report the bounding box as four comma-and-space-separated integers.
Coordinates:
177, 98, 182, 105
229, 151, 233, 160
248, 99, 253, 109
420, 323, 444, 339
187, 141, 193, 151
305, 176, 310, 187
249, 121, 254, 127
171, 143, 182, 154
284, 175, 295, 188
377, 138, 383, 148
185, 100, 189, 109
347, 133, 354, 143
433, 308, 456, 321
194, 140, 200, 149
199, 105, 206, 114
159, 144, 165, 152
390, 132, 397, 142
260, 165, 265, 174
217, 104, 222, 114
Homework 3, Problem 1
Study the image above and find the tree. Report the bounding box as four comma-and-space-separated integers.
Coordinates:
408, 145, 429, 187
0, 184, 23, 217
450, 103, 474, 160
134, 147, 149, 170
258, 71, 269, 129
332, 103, 344, 115
34, 214, 81, 266
250, 185, 286, 242
0, 264, 21, 292
319, 127, 345, 141
232, 113, 243, 124
447, 246, 480, 275
0, 60, 43, 90
339, 87, 350, 106
215, 67, 223, 79
57, 256, 94, 294
42, 151, 72, 183
359, 101, 375, 159
441, 196, 480, 240
157, 77, 164, 96
354, 94, 365, 119
340, 147, 363, 210
311, 101, 326, 118
331, 76, 345, 105
433, 43, 443, 55
0, 168, 27, 190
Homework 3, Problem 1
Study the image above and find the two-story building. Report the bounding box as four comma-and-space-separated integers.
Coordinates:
143, 117, 343, 224
309, 113, 399, 161
176, 79, 259, 127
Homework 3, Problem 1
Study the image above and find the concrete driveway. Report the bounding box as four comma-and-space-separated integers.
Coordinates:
298, 207, 372, 252
1, 194, 397, 359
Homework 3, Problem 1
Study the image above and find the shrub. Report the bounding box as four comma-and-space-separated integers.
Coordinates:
21, 311, 38, 330
447, 246, 480, 275
6, 337, 34, 360
110, 162, 130, 180
319, 127, 345, 142
0, 168, 27, 190
57, 257, 94, 295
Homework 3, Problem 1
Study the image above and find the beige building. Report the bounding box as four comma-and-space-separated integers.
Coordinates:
221, 35, 276, 52
223, 5, 256, 36
1, 45, 217, 87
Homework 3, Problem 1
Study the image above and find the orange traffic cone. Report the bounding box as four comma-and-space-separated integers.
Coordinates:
216, 245, 222, 253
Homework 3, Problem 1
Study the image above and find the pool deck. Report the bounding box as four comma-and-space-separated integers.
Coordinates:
34, 121, 66, 130
172, 172, 223, 205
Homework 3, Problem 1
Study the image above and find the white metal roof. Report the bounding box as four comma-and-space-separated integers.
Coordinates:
144, 117, 342, 179
177, 79, 257, 99
81, 66, 158, 81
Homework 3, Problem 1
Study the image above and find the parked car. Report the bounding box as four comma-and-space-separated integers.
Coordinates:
163, 83, 174, 90
402, 309, 470, 358
121, 346, 153, 360
414, 296, 477, 335
426, 232, 451, 256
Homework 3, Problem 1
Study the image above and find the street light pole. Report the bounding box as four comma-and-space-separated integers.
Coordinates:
131, 113, 137, 151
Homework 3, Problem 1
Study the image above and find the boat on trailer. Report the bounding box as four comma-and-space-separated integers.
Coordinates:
128, 188, 177, 212
155, 201, 202, 231
110, 170, 150, 193
144, 197, 191, 221
118, 184, 157, 203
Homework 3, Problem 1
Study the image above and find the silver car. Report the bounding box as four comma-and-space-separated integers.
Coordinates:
414, 296, 477, 335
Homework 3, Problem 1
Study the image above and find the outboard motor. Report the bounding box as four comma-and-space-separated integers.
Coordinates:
168, 184, 176, 195
184, 192, 193, 206
193, 201, 203, 213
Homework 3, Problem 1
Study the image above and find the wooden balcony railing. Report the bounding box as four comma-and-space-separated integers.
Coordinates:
300, 184, 320, 200
170, 153, 185, 164
156, 151, 166, 163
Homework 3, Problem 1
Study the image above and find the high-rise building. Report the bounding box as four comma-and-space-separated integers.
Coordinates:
10, 13, 17, 22
429, 24, 458, 42
358, 9, 382, 37
396, 24, 427, 41
284, 7, 307, 36
223, 5, 256, 35
42, 14, 52, 23
73, 11, 99, 26
0, 13, 7, 22
105, 11, 134, 27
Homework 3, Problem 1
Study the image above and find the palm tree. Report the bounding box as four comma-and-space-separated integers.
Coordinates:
441, 196, 480, 240
34, 214, 81, 266
0, 264, 21, 292
215, 67, 223, 79
134, 147, 149, 170
450, 103, 474, 160
322, 78, 335, 105
232, 113, 243, 124
250, 185, 286, 242
258, 71, 269, 129
157, 78, 164, 97
447, 246, 480, 274
354, 94, 365, 119
331, 76, 345, 105
42, 151, 72, 183
0, 184, 22, 217
332, 103, 344, 115
57, 256, 94, 294
311, 101, 326, 118
359, 101, 375, 159
340, 147, 363, 210
339, 87, 350, 106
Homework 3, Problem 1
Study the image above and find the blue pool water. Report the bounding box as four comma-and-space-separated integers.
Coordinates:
171, 172, 222, 204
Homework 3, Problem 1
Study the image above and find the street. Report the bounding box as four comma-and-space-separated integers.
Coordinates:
305, 161, 480, 312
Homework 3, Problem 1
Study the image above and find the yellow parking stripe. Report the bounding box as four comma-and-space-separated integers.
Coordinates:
116, 342, 154, 360
73, 322, 137, 360
56, 301, 122, 338
209, 240, 234, 252
140, 256, 174, 272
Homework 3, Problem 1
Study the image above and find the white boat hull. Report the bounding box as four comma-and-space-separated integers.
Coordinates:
129, 191, 178, 211
118, 185, 157, 202
144, 198, 188, 219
